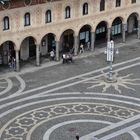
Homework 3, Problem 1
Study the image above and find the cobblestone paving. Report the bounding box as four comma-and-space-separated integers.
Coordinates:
0, 40, 140, 140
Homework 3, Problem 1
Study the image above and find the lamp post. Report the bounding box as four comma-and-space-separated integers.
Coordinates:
104, 40, 119, 82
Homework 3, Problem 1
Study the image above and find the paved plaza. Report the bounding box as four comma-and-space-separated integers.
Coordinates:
0, 38, 140, 140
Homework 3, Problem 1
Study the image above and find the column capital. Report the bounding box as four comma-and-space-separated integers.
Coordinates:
122, 22, 127, 25
73, 32, 79, 37
15, 49, 20, 52
91, 29, 95, 33
55, 40, 60, 43
35, 43, 40, 47
107, 27, 111, 29
91, 31, 95, 34
122, 23, 127, 28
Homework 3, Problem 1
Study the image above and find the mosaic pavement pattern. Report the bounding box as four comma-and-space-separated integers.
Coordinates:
0, 55, 140, 140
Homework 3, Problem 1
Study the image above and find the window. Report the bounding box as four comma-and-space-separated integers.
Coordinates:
24, 12, 30, 26
131, 0, 136, 3
100, 0, 105, 11
65, 6, 71, 19
46, 10, 52, 23
83, 3, 88, 15
116, 0, 121, 7
3, 16, 9, 30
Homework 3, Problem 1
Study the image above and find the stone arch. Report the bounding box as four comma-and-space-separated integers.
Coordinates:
0, 40, 16, 65
111, 16, 124, 39
111, 16, 124, 25
19, 35, 37, 48
95, 20, 108, 46
77, 23, 93, 33
126, 12, 139, 21
40, 33, 56, 56
78, 24, 92, 49
20, 36, 37, 61
60, 29, 75, 53
0, 39, 17, 49
59, 27, 76, 39
127, 12, 139, 35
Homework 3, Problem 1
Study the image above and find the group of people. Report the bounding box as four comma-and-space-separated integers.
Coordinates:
62, 53, 73, 64
49, 41, 91, 63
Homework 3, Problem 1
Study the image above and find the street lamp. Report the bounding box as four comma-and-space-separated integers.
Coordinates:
104, 40, 119, 82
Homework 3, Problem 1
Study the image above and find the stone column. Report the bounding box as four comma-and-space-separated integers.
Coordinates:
137, 20, 140, 39
91, 31, 95, 51
107, 28, 111, 42
55, 41, 60, 61
36, 44, 40, 66
122, 23, 126, 43
15, 50, 20, 72
74, 35, 79, 55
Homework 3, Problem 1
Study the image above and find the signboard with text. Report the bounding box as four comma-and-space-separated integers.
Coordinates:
107, 40, 114, 62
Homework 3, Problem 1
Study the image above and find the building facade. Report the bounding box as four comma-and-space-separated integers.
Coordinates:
0, 0, 140, 71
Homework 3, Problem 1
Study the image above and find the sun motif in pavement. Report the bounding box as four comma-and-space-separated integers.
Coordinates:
82, 72, 140, 94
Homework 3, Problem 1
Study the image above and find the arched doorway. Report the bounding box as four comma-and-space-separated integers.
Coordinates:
111, 17, 123, 41
127, 13, 138, 36
41, 33, 56, 56
60, 29, 74, 53
20, 36, 36, 64
0, 41, 15, 66
95, 21, 107, 46
79, 24, 91, 50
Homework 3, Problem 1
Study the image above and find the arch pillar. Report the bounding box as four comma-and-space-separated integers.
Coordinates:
74, 33, 79, 55
107, 27, 111, 42
91, 30, 95, 51
36, 44, 40, 66
137, 20, 140, 39
122, 23, 126, 43
15, 49, 20, 72
55, 40, 60, 61
55, 36, 60, 61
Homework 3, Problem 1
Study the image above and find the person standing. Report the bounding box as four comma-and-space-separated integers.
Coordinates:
12, 57, 16, 71
79, 43, 84, 54
87, 41, 90, 50
50, 50, 55, 61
